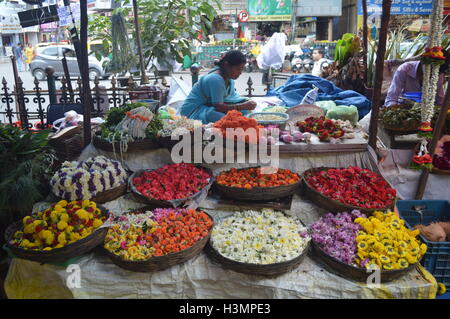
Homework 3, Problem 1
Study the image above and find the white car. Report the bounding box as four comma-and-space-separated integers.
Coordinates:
30, 45, 110, 81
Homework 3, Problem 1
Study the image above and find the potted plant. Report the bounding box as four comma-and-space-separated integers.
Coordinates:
0, 125, 56, 260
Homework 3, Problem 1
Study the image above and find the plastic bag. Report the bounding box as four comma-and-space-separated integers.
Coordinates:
326, 105, 359, 126
256, 33, 286, 70
314, 100, 336, 113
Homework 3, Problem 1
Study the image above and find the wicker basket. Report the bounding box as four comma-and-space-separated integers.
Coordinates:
129, 166, 214, 208
205, 239, 310, 277
90, 183, 128, 203
431, 167, 450, 175
311, 240, 419, 283
301, 167, 396, 214
49, 133, 84, 162
93, 135, 161, 153
214, 167, 301, 201
103, 209, 213, 272
4, 206, 110, 264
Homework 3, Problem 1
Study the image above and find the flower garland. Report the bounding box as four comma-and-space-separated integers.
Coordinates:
50, 156, 128, 201
413, 0, 444, 169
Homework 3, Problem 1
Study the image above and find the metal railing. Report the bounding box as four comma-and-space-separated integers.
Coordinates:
1, 68, 280, 130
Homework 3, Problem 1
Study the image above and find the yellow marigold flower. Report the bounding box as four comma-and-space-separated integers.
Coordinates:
367, 237, 376, 246
420, 243, 427, 255
409, 247, 420, 256
66, 226, 74, 233
57, 200, 68, 207
398, 258, 409, 269
383, 263, 394, 270
373, 211, 384, 220
374, 242, 385, 253
93, 219, 103, 228
362, 223, 374, 234
76, 209, 89, 220
354, 217, 365, 224
57, 220, 68, 231
43, 247, 53, 251
22, 216, 32, 225
386, 246, 396, 256
82, 200, 90, 208
70, 232, 81, 242
438, 283, 447, 295
379, 255, 390, 264
396, 249, 407, 258
81, 229, 90, 238
60, 213, 69, 222
405, 253, 417, 265
392, 262, 401, 270
19, 239, 31, 247
55, 244, 64, 248
58, 232, 67, 244
43, 232, 54, 245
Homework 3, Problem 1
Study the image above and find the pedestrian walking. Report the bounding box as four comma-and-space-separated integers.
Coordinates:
14, 43, 25, 72
24, 43, 35, 71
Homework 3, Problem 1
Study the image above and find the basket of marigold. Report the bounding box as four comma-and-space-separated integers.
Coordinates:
5, 200, 110, 263
213, 110, 264, 145
103, 207, 214, 272
214, 166, 301, 201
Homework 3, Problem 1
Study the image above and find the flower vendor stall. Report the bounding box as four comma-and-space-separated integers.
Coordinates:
3, 145, 441, 299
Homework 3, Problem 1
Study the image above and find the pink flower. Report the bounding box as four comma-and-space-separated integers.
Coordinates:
120, 241, 128, 250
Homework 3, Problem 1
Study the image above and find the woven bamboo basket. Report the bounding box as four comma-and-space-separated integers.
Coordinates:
205, 239, 310, 277
301, 167, 396, 214
49, 133, 84, 162
129, 166, 214, 208
213, 167, 301, 201
103, 209, 214, 272
4, 206, 110, 264
90, 183, 128, 203
93, 134, 161, 153
431, 167, 450, 175
311, 240, 420, 283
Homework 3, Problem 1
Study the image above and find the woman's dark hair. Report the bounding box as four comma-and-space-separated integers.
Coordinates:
218, 50, 246, 69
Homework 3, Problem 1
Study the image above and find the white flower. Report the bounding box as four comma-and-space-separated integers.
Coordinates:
211, 209, 310, 265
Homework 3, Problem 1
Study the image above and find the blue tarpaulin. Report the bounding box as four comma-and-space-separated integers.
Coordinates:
267, 74, 372, 119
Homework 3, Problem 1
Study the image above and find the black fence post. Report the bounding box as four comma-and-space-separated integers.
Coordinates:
1, 77, 14, 125
46, 67, 57, 104
246, 76, 254, 98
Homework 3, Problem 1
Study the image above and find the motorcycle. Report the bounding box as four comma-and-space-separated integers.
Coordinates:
244, 51, 255, 73
290, 51, 303, 74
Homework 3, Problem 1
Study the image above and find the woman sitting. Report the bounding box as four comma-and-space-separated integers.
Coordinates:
180, 50, 256, 124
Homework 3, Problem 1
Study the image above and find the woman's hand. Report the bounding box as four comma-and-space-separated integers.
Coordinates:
239, 100, 257, 110
214, 103, 230, 113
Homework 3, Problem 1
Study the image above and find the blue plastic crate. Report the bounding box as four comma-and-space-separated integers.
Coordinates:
397, 200, 450, 288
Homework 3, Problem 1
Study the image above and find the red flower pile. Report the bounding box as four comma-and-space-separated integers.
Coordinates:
133, 163, 211, 200
305, 166, 396, 209
297, 116, 344, 141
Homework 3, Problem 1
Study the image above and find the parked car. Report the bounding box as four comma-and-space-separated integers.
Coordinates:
30, 45, 110, 81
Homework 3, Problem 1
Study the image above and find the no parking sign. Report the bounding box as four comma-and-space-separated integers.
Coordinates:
238, 10, 249, 22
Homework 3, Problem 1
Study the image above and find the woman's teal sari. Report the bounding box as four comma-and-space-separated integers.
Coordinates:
179, 67, 248, 124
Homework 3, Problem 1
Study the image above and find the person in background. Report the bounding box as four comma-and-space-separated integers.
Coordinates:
14, 43, 25, 72
180, 50, 256, 124
24, 43, 34, 71
384, 52, 449, 107
311, 47, 327, 77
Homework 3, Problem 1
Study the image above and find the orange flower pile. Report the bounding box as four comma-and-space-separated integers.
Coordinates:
125, 111, 150, 122
151, 209, 213, 256
213, 110, 263, 144
216, 167, 300, 189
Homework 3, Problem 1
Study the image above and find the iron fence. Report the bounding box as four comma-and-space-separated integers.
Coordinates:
0, 71, 276, 131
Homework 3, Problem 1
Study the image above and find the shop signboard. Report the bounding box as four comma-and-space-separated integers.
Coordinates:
247, 0, 292, 22
296, 0, 342, 17
0, 13, 22, 34
357, 0, 433, 15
